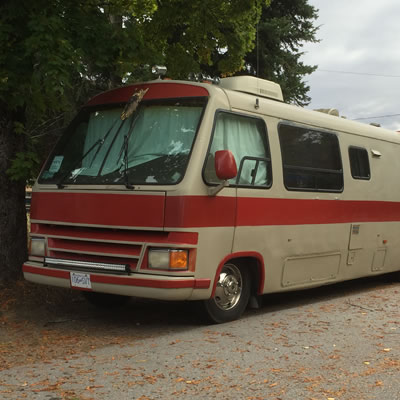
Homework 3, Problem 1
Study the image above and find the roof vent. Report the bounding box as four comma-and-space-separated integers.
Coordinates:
219, 76, 283, 101
314, 108, 340, 117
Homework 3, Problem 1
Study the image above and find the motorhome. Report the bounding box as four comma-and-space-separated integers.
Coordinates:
23, 76, 400, 323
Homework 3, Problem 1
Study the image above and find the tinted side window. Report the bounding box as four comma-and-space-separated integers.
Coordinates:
279, 124, 343, 192
349, 146, 370, 180
204, 112, 272, 188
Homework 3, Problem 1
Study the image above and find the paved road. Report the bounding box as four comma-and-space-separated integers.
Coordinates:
1, 275, 400, 400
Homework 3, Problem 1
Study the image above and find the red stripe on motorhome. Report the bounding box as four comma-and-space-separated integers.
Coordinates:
91, 275, 209, 289
23, 264, 70, 279
22, 264, 210, 289
86, 83, 209, 107
47, 238, 142, 257
46, 251, 137, 269
164, 195, 236, 227
235, 197, 400, 226
31, 224, 199, 245
166, 196, 400, 226
31, 192, 400, 228
31, 192, 165, 228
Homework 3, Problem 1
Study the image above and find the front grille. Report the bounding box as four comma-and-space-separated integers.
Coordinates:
30, 223, 198, 275
31, 224, 165, 273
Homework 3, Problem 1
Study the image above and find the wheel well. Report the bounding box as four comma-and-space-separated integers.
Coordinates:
229, 257, 263, 296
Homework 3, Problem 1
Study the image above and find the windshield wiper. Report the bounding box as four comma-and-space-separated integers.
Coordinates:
116, 89, 148, 189
58, 88, 148, 189
57, 118, 123, 189
122, 135, 134, 189
117, 112, 139, 189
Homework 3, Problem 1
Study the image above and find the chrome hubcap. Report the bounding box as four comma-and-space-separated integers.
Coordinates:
214, 264, 242, 311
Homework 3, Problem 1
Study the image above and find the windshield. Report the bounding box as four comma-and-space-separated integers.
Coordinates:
39, 98, 206, 186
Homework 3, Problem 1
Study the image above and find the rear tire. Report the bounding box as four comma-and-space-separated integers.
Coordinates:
201, 262, 250, 323
83, 291, 130, 308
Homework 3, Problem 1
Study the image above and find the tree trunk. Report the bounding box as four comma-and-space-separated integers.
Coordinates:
0, 110, 27, 283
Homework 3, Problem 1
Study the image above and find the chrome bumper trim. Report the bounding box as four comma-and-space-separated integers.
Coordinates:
44, 257, 130, 275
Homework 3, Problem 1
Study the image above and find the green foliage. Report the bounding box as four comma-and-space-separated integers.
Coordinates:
244, 0, 319, 105
7, 151, 40, 183
1, 0, 164, 114
145, 0, 270, 78
0, 0, 161, 182
0, 0, 317, 183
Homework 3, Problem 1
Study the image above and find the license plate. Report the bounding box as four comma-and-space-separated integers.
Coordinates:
70, 272, 92, 289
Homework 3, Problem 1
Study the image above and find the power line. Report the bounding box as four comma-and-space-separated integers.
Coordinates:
353, 113, 400, 120
317, 69, 400, 78
311, 68, 400, 122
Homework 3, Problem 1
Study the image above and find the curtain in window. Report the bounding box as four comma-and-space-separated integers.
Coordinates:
82, 106, 202, 176
209, 113, 268, 185
82, 109, 127, 175
126, 106, 201, 166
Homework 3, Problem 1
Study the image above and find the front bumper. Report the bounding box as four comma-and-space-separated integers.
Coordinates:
23, 262, 211, 301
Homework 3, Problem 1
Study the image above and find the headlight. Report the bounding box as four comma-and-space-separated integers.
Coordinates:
30, 237, 46, 257
148, 249, 188, 270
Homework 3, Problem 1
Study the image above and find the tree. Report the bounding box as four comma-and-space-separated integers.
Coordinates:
0, 0, 268, 282
144, 0, 265, 78
0, 0, 159, 282
243, 0, 319, 105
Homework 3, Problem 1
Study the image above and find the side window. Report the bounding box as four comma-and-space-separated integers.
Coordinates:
204, 112, 272, 188
278, 123, 343, 192
349, 146, 370, 180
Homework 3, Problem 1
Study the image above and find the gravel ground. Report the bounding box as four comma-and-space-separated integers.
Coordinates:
0, 275, 399, 400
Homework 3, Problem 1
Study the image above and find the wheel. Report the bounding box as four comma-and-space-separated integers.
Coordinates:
82, 291, 130, 308
201, 263, 251, 323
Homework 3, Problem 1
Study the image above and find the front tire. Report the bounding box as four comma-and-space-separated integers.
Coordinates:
202, 263, 250, 323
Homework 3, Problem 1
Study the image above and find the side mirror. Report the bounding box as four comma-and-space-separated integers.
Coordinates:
215, 150, 237, 180
208, 150, 237, 196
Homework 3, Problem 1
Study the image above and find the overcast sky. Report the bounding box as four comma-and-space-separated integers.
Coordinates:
301, 0, 400, 130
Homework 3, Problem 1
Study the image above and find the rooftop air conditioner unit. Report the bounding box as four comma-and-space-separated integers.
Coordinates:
219, 76, 284, 102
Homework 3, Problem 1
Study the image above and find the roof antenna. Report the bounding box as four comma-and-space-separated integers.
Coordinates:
255, 0, 260, 109
256, 3, 259, 79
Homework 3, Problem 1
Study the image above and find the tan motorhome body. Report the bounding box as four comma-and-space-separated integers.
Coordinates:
226, 88, 400, 292
23, 77, 400, 322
